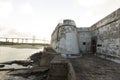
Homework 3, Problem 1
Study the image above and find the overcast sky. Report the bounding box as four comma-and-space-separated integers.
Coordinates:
0, 0, 120, 40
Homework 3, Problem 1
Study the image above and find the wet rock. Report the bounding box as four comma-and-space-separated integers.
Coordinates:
0, 64, 4, 68
2, 67, 49, 80
29, 52, 43, 66
43, 47, 56, 53
0, 60, 33, 67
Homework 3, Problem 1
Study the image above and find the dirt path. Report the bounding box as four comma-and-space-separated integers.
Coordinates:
69, 55, 120, 80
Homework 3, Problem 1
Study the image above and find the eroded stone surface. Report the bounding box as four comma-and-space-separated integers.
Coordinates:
69, 54, 120, 80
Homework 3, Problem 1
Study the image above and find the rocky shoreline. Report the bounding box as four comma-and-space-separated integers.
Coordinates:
0, 47, 56, 80
0, 47, 76, 80
0, 44, 45, 49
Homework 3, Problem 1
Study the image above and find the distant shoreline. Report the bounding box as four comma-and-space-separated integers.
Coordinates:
0, 42, 50, 49
0, 44, 46, 49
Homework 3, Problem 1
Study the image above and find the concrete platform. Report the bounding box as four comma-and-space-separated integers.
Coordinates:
69, 54, 120, 80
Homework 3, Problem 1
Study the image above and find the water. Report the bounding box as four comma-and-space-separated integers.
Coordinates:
0, 46, 43, 63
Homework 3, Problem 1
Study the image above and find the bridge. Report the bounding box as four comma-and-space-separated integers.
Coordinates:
0, 37, 50, 45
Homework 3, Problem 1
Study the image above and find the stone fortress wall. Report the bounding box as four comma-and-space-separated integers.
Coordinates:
77, 27, 92, 54
51, 8, 120, 62
91, 8, 120, 62
51, 20, 80, 58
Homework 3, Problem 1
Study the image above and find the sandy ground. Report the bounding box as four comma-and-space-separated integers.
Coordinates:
0, 71, 9, 80
69, 54, 120, 80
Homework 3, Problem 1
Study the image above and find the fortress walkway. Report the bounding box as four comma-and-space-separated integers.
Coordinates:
69, 54, 120, 80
